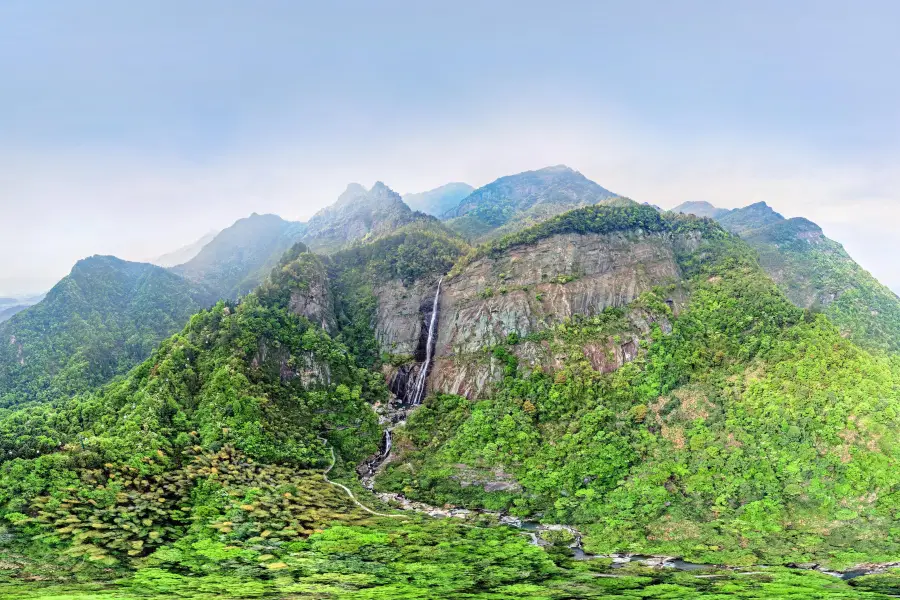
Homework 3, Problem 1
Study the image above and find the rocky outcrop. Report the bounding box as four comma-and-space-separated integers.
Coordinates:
373, 278, 437, 356
287, 263, 336, 333
436, 231, 688, 355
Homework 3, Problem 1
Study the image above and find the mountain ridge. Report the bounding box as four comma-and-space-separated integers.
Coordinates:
444, 165, 618, 241
674, 199, 900, 352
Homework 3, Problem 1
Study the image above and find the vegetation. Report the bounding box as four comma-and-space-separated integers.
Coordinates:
5, 191, 900, 597
382, 223, 900, 569
444, 165, 617, 242
744, 217, 900, 353
450, 202, 725, 277
0, 256, 212, 407
173, 213, 306, 299
676, 200, 900, 353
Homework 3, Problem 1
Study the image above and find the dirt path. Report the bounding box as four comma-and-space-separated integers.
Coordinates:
318, 437, 407, 519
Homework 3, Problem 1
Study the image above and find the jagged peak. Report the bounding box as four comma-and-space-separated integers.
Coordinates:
537, 164, 576, 173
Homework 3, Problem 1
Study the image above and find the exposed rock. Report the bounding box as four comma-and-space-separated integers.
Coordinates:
287, 267, 336, 333
451, 464, 523, 493
368, 230, 692, 398
373, 278, 436, 356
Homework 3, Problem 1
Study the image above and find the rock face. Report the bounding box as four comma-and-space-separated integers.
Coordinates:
437, 231, 687, 354
288, 264, 336, 334
372, 229, 696, 399
373, 278, 437, 357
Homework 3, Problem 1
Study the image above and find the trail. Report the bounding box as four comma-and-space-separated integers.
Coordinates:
318, 436, 407, 519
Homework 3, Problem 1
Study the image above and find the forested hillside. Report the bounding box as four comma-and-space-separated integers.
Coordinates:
173, 213, 306, 299
444, 165, 618, 241
675, 201, 900, 352
0, 256, 212, 407
378, 205, 900, 570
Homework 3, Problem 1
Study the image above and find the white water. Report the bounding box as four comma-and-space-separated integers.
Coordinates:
382, 429, 392, 457
410, 277, 442, 405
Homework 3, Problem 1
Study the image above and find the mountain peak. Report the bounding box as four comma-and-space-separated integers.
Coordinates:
538, 164, 576, 174
671, 201, 730, 220
444, 166, 616, 241
717, 201, 785, 234
300, 180, 420, 253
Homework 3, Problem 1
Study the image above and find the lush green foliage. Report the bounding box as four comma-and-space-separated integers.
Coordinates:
744, 217, 900, 353
332, 223, 470, 287
383, 232, 900, 568
450, 202, 727, 277
328, 223, 470, 368
6, 195, 900, 597
0, 256, 212, 407
0, 250, 386, 578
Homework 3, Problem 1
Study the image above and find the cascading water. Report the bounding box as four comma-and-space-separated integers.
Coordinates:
409, 277, 442, 406
382, 429, 392, 457
359, 278, 443, 490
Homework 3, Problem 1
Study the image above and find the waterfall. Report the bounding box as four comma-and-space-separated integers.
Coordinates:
382, 429, 392, 457
410, 277, 442, 406
359, 278, 443, 491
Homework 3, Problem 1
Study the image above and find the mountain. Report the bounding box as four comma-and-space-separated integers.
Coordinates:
172, 213, 306, 299
671, 200, 731, 220
675, 200, 900, 352
300, 182, 431, 253
150, 229, 219, 268
0, 294, 44, 324
716, 200, 785, 234
369, 203, 900, 570
444, 165, 618, 241
0, 304, 29, 324
0, 256, 212, 406
402, 182, 474, 217
6, 194, 900, 596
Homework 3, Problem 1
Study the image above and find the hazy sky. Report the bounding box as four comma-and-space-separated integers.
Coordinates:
2, 1, 900, 296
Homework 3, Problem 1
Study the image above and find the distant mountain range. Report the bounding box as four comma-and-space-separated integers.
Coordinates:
4, 169, 898, 409
172, 213, 306, 300
150, 230, 219, 268
403, 182, 474, 217
0, 293, 45, 324
7, 165, 900, 591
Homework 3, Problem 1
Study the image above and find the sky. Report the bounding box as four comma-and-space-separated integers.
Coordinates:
1, 0, 899, 295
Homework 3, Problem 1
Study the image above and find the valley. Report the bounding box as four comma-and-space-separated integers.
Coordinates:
3, 168, 900, 598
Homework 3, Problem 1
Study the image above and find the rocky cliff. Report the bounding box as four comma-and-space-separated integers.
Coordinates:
371, 205, 711, 399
